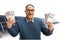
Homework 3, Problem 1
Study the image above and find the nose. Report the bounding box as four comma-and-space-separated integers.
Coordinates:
29, 11, 32, 13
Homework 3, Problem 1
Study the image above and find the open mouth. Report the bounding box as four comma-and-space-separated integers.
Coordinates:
28, 14, 32, 15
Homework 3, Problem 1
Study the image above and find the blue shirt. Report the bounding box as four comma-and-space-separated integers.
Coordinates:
7, 17, 53, 40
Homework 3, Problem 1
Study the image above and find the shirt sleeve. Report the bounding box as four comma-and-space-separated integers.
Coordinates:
40, 18, 53, 36
6, 21, 20, 37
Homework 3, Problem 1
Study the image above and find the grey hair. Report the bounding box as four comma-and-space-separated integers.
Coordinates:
25, 4, 34, 8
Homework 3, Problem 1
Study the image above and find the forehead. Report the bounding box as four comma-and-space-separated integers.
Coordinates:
26, 6, 34, 9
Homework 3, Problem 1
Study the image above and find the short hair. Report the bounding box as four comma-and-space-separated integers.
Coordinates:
25, 4, 34, 9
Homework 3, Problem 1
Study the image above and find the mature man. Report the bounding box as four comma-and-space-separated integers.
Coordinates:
6, 4, 54, 40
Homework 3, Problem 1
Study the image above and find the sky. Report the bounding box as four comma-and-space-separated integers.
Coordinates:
0, 0, 60, 40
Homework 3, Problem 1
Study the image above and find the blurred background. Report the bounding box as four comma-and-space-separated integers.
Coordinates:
0, 0, 60, 40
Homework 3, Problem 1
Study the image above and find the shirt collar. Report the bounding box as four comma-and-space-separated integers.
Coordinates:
26, 18, 34, 23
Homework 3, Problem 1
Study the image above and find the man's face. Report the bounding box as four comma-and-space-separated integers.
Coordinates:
25, 5, 35, 19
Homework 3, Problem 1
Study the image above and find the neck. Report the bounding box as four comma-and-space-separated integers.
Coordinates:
26, 17, 33, 22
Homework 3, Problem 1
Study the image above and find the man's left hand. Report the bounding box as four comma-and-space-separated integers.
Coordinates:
46, 21, 54, 31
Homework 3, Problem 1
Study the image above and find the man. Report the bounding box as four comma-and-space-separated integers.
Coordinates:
6, 4, 54, 40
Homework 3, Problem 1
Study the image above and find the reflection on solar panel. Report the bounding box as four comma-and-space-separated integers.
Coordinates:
0, 15, 6, 22
0, 24, 2, 31
0, 15, 6, 31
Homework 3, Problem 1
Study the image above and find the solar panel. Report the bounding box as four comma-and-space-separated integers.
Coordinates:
0, 15, 23, 31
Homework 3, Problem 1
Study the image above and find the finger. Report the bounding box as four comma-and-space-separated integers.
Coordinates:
46, 21, 53, 24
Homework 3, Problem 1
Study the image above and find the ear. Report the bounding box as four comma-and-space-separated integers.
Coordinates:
24, 10, 26, 13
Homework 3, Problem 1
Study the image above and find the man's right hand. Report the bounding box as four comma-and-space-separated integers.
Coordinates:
6, 18, 15, 29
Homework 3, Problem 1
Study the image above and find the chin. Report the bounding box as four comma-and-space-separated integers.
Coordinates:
28, 16, 33, 19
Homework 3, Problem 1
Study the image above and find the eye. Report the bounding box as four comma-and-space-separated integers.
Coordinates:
26, 9, 34, 11
31, 10, 34, 11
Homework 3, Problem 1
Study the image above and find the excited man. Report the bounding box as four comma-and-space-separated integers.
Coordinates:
6, 4, 54, 40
